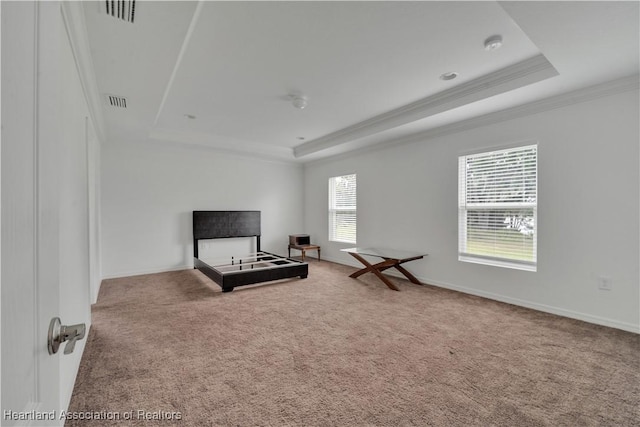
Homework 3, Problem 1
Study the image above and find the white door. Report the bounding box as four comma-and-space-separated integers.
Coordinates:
2, 1, 61, 424
2, 2, 93, 425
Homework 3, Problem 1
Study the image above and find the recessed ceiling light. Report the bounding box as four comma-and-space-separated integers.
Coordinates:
439, 72, 458, 81
184, 114, 196, 119
484, 35, 503, 51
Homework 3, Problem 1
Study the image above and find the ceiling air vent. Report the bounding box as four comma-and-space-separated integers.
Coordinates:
105, 94, 128, 109
105, 0, 136, 23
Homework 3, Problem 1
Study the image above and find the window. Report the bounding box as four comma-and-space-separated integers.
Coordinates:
458, 144, 537, 271
329, 174, 356, 244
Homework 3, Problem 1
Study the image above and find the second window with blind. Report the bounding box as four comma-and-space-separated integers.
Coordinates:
329, 174, 357, 244
458, 144, 538, 271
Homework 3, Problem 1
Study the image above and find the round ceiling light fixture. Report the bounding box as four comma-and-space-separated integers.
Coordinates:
291, 95, 308, 109
439, 72, 458, 81
484, 35, 503, 51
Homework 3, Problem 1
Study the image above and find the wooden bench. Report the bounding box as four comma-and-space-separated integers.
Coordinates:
341, 247, 426, 291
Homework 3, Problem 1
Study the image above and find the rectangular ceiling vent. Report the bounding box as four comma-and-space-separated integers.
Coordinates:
104, 0, 136, 23
105, 94, 128, 109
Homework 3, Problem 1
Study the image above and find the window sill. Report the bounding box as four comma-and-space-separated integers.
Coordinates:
330, 239, 356, 245
458, 254, 536, 272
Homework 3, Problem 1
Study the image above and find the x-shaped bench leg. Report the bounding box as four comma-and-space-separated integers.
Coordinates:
348, 252, 400, 291
394, 264, 421, 285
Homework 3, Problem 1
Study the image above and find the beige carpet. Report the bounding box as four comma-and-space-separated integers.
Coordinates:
67, 260, 639, 426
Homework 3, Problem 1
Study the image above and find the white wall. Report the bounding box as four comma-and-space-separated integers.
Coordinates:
101, 141, 304, 278
304, 89, 639, 332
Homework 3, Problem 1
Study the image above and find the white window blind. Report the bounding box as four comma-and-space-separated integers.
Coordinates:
458, 144, 537, 271
329, 174, 356, 244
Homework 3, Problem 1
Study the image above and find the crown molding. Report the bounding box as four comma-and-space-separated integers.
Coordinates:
148, 127, 298, 163
60, 2, 107, 143
307, 74, 639, 166
149, 74, 637, 166
397, 73, 640, 146
294, 54, 558, 158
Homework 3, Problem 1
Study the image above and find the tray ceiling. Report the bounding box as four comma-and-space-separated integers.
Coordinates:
83, 1, 640, 162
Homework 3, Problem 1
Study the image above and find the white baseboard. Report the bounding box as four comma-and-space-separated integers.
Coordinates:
323, 256, 639, 334
102, 264, 191, 280
321, 255, 361, 269
421, 276, 638, 334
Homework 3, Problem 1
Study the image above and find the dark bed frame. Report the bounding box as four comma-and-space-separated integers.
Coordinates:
193, 211, 308, 292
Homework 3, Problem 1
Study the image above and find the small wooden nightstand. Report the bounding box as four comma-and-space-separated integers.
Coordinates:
288, 235, 321, 261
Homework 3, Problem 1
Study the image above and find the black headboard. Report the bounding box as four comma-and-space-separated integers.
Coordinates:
193, 211, 261, 258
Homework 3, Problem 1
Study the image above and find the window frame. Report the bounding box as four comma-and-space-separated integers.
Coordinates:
458, 143, 538, 272
328, 174, 357, 244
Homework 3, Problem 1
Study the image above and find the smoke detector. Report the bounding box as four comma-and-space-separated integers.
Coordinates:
291, 95, 308, 110
484, 35, 503, 51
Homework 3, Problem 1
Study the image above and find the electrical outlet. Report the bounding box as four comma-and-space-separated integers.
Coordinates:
598, 276, 612, 291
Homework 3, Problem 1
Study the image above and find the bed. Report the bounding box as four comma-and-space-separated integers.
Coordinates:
193, 210, 308, 292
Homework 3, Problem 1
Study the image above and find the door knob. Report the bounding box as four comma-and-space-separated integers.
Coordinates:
48, 317, 86, 355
